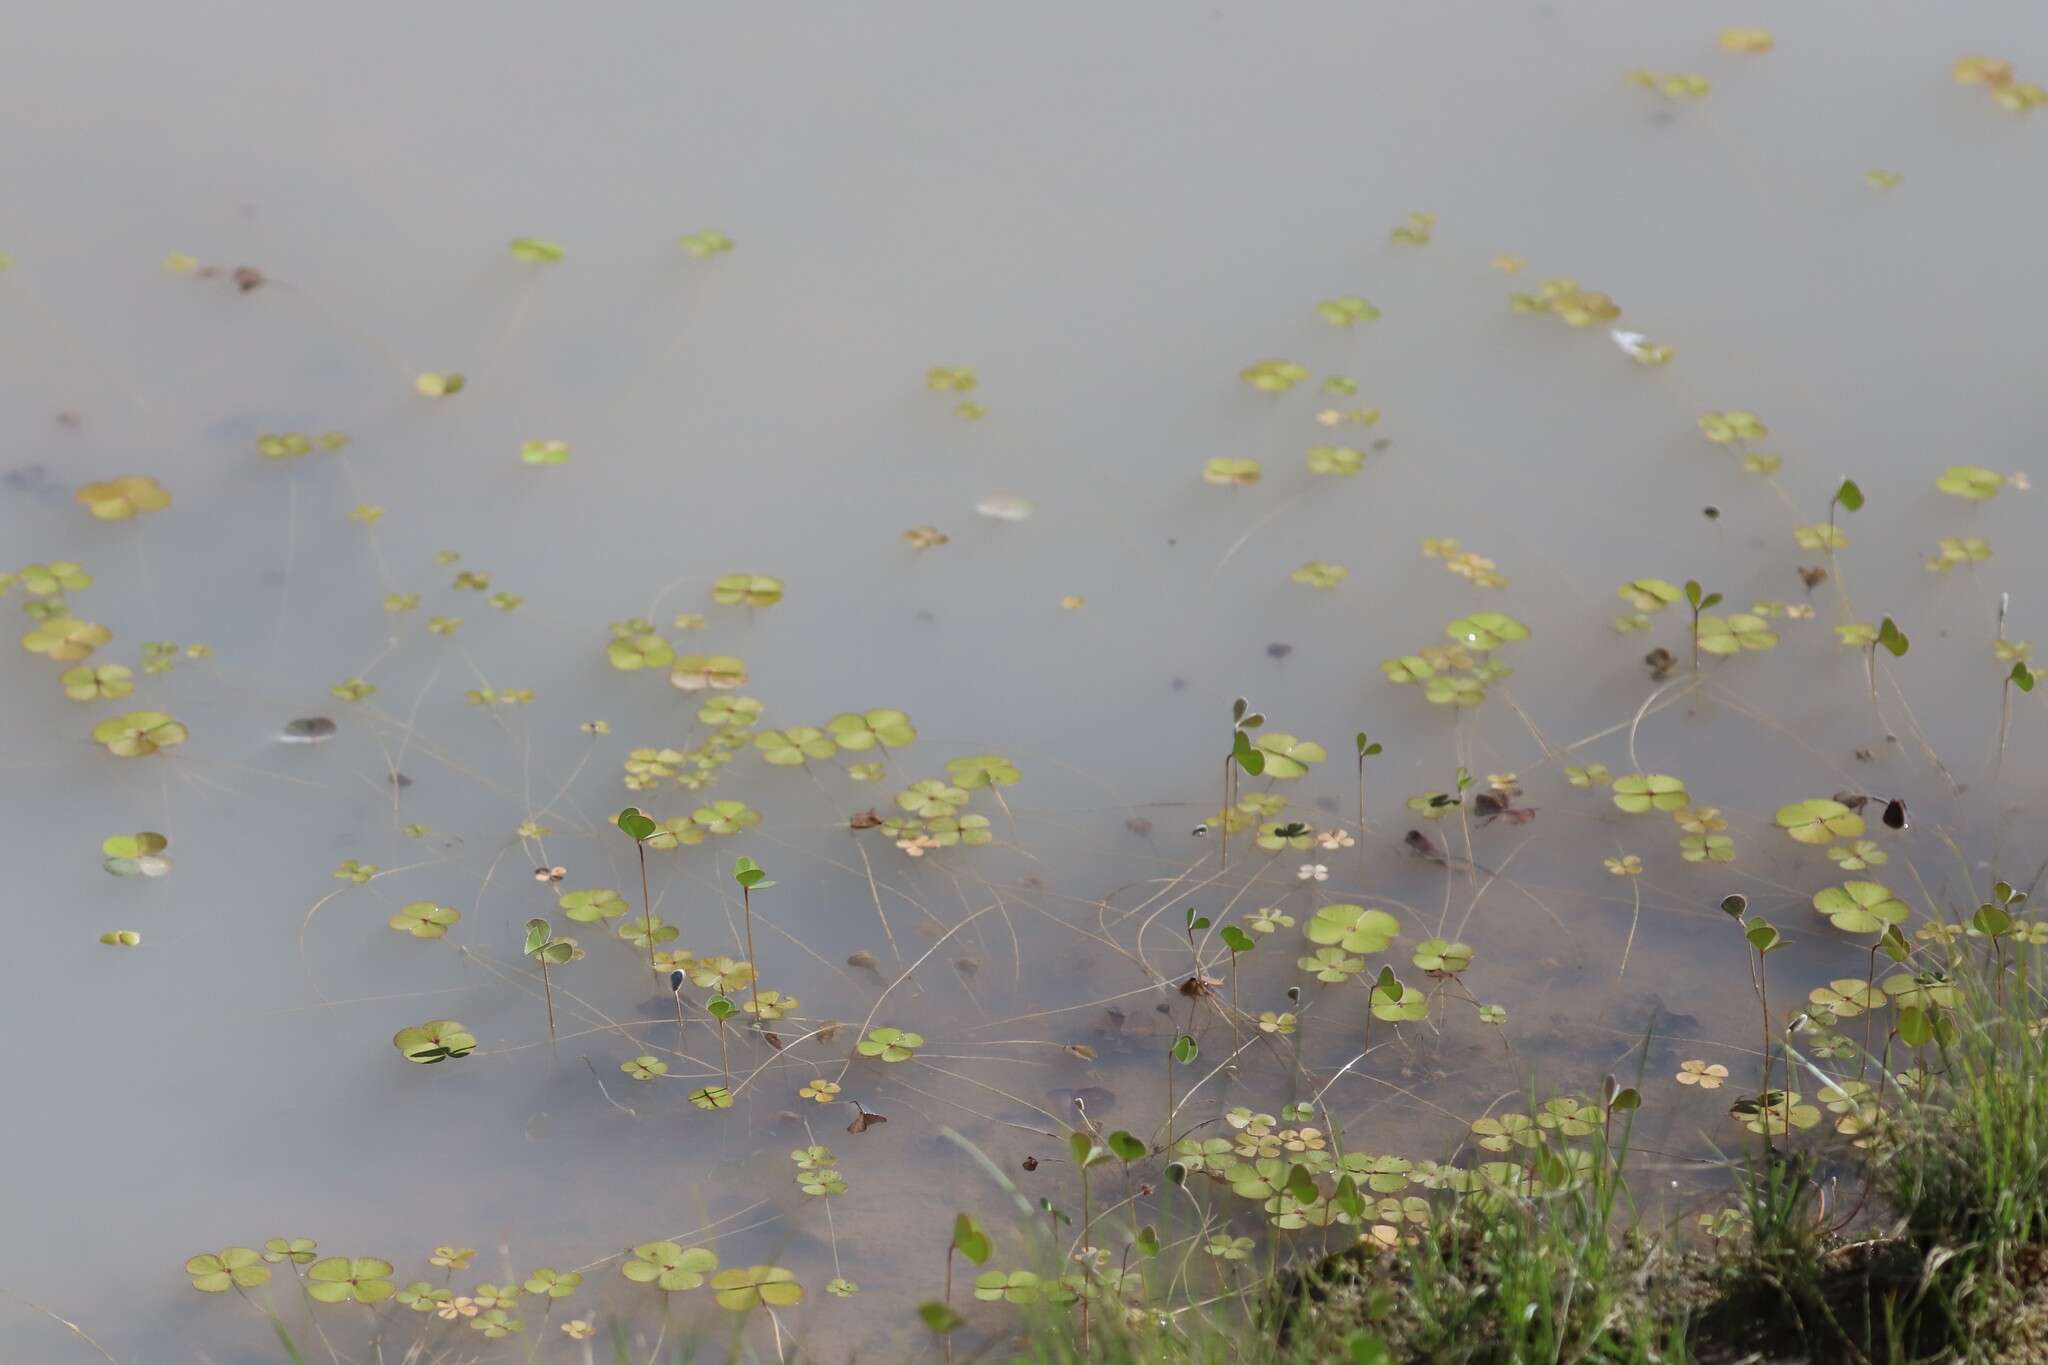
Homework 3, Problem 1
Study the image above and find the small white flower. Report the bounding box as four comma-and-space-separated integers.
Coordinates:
1297, 863, 1329, 882
1317, 829, 1354, 850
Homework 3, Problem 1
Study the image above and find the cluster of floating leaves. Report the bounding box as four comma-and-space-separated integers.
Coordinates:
1381, 612, 1529, 707
1424, 538, 1507, 589
1953, 56, 2047, 113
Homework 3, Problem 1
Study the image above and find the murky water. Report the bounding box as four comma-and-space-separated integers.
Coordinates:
4, 3, 2047, 1360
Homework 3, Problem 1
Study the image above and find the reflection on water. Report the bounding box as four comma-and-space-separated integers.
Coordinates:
4, 2, 2048, 1359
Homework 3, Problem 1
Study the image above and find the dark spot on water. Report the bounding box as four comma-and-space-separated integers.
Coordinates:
1124, 816, 1152, 836
1169, 677, 1187, 691
3, 464, 57, 495
55, 412, 82, 429
1371, 439, 1391, 452
914, 610, 934, 623
281, 717, 337, 743
1313, 795, 1338, 813
1702, 505, 1720, 520
388, 772, 412, 788
1266, 643, 1293, 660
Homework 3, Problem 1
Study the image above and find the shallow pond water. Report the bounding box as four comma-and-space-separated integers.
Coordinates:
4, 2, 2048, 1360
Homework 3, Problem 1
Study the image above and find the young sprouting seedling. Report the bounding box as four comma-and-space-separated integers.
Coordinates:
1224, 699, 1266, 871
524, 917, 574, 1043
1684, 580, 1723, 671
1219, 925, 1255, 1007
1354, 733, 1381, 838
706, 994, 736, 1088
732, 856, 773, 1013
1722, 893, 1789, 1142
615, 807, 659, 970
1829, 477, 1863, 544
939, 1213, 990, 1364
1165, 1033, 1196, 1146
1067, 1131, 1112, 1350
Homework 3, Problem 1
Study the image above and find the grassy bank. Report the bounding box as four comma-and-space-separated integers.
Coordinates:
971, 929, 2048, 1365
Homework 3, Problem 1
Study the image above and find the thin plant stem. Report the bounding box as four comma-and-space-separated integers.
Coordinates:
742, 884, 761, 1012
636, 843, 655, 972
539, 956, 557, 1044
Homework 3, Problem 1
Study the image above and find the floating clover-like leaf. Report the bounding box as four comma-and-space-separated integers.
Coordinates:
1389, 210, 1435, 244
1613, 773, 1687, 813
690, 957, 755, 992
334, 859, 378, 883
679, 231, 734, 257
1424, 674, 1485, 707
389, 901, 460, 939
1411, 938, 1472, 974
1470, 1114, 1538, 1152
519, 439, 570, 465
77, 475, 172, 520
1696, 614, 1778, 654
712, 574, 783, 607
1306, 445, 1364, 476
1297, 946, 1366, 982
1730, 1091, 1820, 1135
1676, 1060, 1728, 1088
1680, 835, 1735, 863
669, 654, 747, 690
1827, 839, 1887, 871
92, 711, 186, 757
559, 888, 628, 923
711, 1265, 802, 1311
1202, 457, 1263, 486
1240, 360, 1307, 393
23, 617, 111, 662
1776, 799, 1864, 845
856, 1026, 923, 1062
1255, 733, 1327, 778
623, 1242, 718, 1292
617, 915, 679, 950
259, 1237, 317, 1266
1565, 763, 1612, 788
1445, 612, 1528, 650
19, 561, 91, 594
945, 754, 1019, 788
1935, 465, 2003, 501
185, 1248, 269, 1292
523, 1267, 581, 1298
1305, 904, 1401, 953
414, 373, 465, 397
621, 1056, 668, 1081
607, 632, 673, 672
1794, 524, 1848, 551
61, 663, 133, 701
827, 708, 916, 750
1719, 27, 1772, 52
697, 694, 763, 728
691, 800, 760, 835
1381, 655, 1436, 684
1927, 536, 1992, 572
895, 779, 968, 818
926, 366, 977, 392
690, 1084, 735, 1109
307, 1257, 396, 1304
1291, 561, 1347, 590
1813, 881, 1909, 934
756, 728, 836, 765
1698, 411, 1765, 444
393, 1020, 476, 1064
1605, 855, 1643, 876
1314, 295, 1381, 328
973, 1270, 1043, 1303
1809, 979, 1883, 1021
